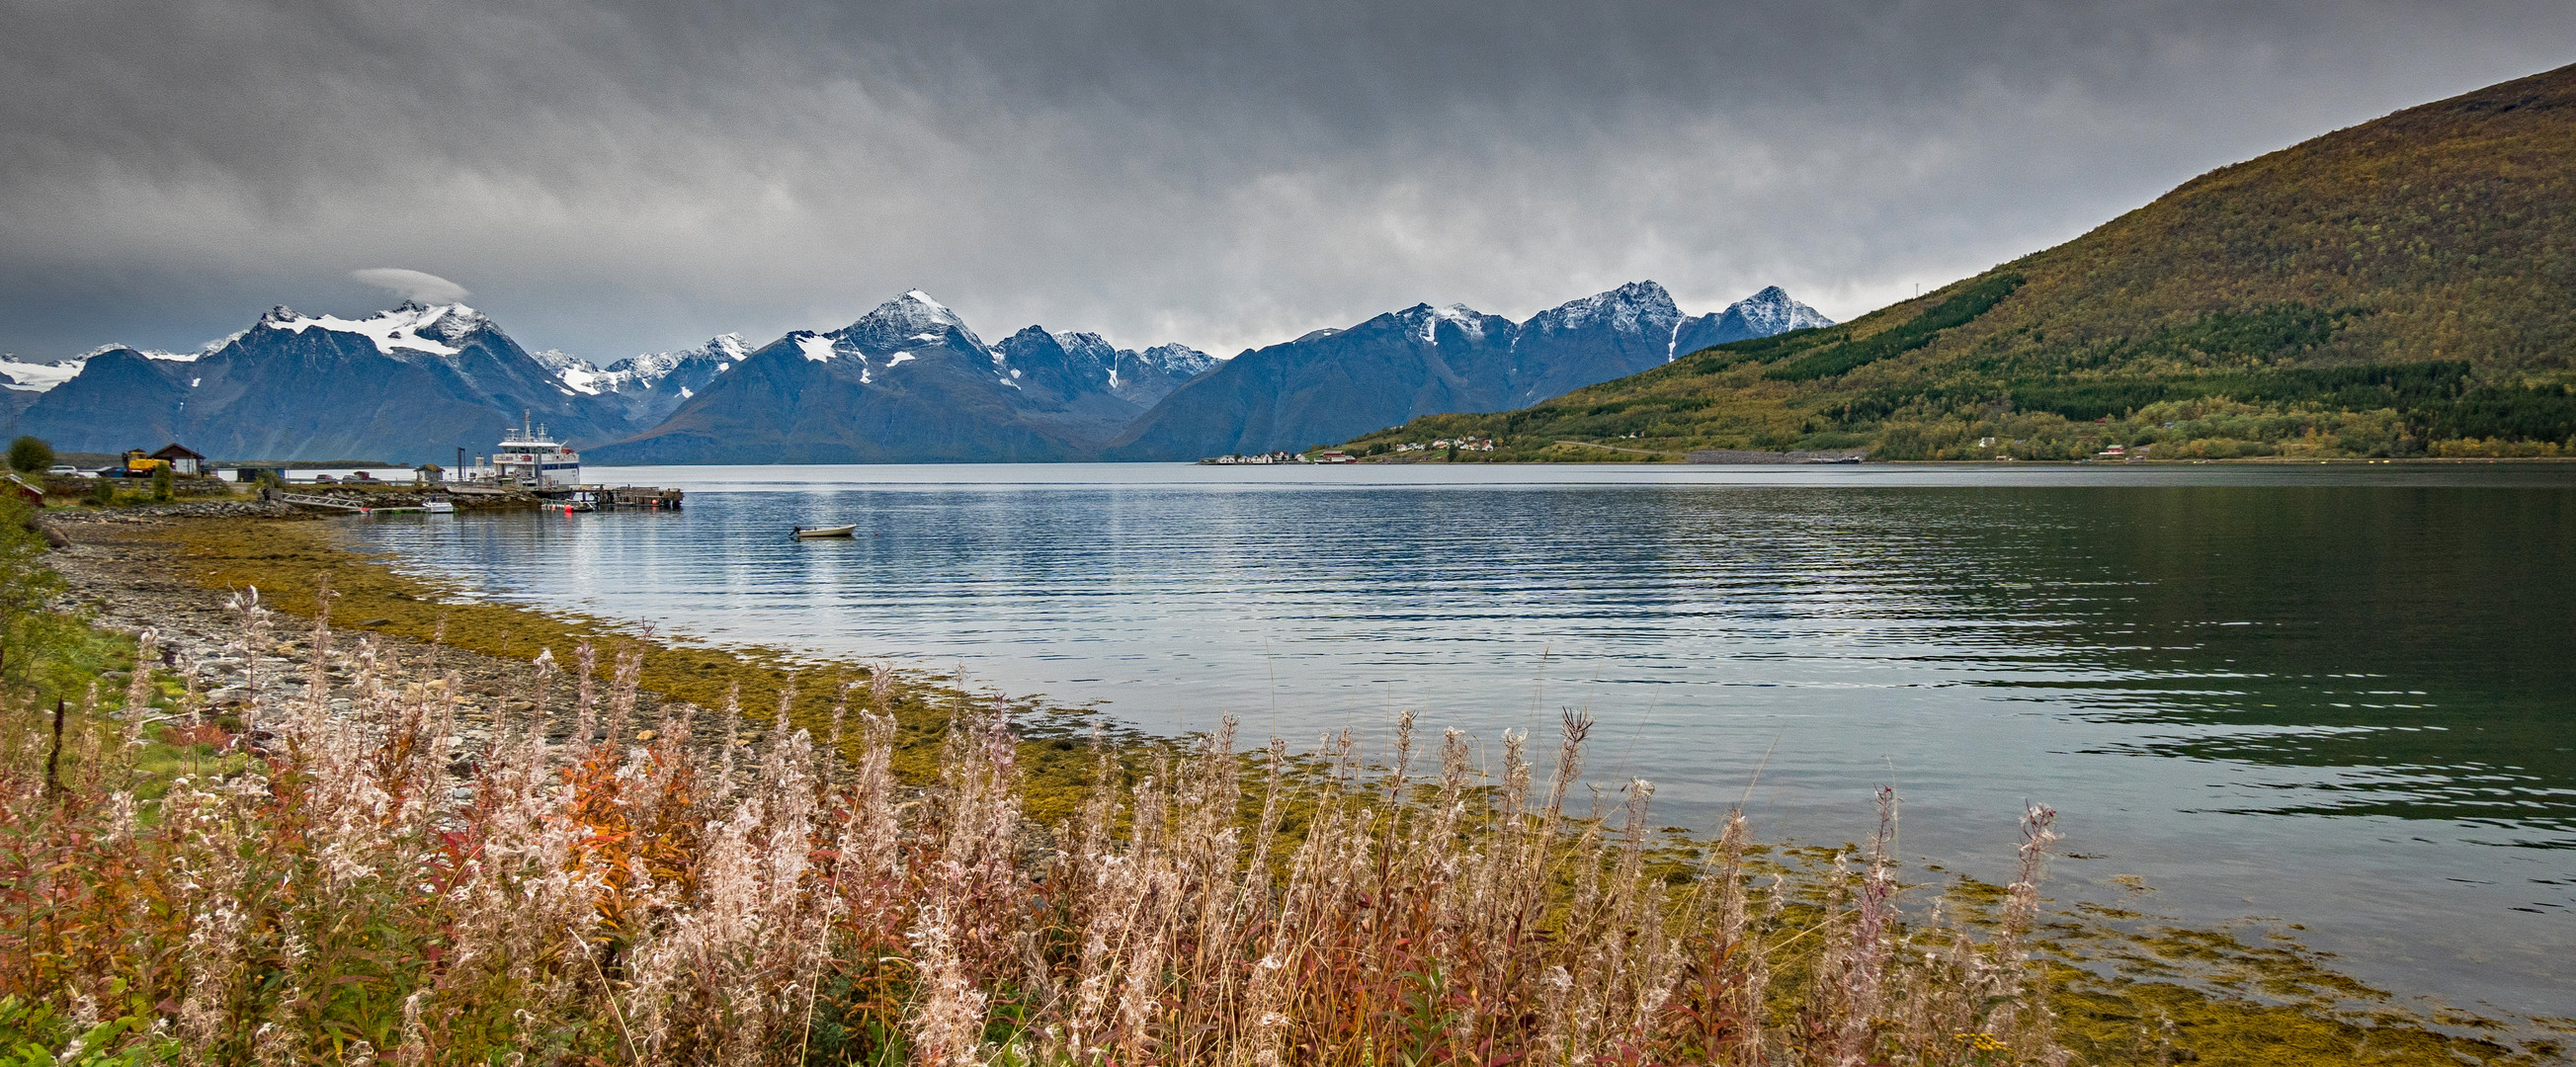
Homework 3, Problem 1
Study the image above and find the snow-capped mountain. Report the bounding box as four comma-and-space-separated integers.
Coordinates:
589, 290, 1212, 464
1107, 282, 1833, 460
0, 356, 94, 392
0, 356, 90, 422
1505, 281, 1688, 407
1, 337, 241, 422
8, 301, 628, 462
1672, 286, 1835, 356
531, 334, 747, 428
6, 283, 1823, 466
995, 328, 1216, 408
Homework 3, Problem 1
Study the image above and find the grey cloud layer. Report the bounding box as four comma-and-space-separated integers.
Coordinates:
3, 0, 2571, 361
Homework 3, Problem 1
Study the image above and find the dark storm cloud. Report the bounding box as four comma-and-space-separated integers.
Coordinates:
3, 0, 2571, 361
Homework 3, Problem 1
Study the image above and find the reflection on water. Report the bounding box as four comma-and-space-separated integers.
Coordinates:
348, 462, 2576, 1016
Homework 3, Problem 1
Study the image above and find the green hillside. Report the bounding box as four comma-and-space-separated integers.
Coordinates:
1350, 63, 2576, 461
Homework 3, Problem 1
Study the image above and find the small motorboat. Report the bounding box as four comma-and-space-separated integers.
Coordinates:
793, 524, 858, 538
423, 498, 456, 514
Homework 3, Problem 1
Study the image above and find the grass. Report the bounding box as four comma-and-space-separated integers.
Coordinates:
1343, 63, 2576, 463
2, 513, 2562, 1064
106, 516, 1122, 826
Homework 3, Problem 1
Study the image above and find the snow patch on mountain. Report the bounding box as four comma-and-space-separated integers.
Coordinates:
1417, 303, 1491, 344
260, 300, 489, 357
0, 357, 91, 392
797, 334, 842, 363
534, 334, 749, 396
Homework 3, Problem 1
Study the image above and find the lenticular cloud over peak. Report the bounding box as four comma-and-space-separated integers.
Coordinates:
351, 268, 470, 305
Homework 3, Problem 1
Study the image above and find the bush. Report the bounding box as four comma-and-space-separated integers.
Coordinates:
4, 438, 48, 475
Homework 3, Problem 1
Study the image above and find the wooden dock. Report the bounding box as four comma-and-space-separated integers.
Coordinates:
531, 485, 686, 511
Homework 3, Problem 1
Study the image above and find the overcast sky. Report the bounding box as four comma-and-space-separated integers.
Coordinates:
3, 1, 2571, 363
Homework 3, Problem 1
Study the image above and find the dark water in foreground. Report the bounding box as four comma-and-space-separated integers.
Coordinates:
347, 462, 2576, 1017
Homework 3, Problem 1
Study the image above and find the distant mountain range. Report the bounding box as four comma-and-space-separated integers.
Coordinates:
6, 302, 625, 465
1345, 62, 2576, 462
1, 282, 1824, 464
1104, 283, 1830, 460
584, 291, 1221, 464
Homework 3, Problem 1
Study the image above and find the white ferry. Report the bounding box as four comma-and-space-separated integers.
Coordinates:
484, 414, 581, 487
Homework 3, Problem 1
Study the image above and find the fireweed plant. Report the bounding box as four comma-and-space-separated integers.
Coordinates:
0, 592, 2078, 1066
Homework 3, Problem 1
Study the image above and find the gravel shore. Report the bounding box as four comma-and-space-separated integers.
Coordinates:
46, 516, 685, 750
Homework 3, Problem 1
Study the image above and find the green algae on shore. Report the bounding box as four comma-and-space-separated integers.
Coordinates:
48, 514, 2572, 1065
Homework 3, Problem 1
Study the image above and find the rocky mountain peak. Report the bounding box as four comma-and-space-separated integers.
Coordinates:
840, 289, 990, 358
1725, 286, 1833, 335
1525, 281, 1681, 336
1139, 343, 1216, 376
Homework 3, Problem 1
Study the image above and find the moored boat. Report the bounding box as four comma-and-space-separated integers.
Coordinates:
793, 524, 858, 538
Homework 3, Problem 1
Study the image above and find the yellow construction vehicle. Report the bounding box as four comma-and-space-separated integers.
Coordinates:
121, 450, 171, 477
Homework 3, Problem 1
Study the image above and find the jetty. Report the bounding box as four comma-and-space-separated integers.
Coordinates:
448, 415, 686, 511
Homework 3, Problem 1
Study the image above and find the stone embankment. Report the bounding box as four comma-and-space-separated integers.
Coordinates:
260, 486, 543, 510
47, 499, 302, 523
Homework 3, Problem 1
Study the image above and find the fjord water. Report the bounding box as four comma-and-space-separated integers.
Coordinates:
350, 463, 2576, 1016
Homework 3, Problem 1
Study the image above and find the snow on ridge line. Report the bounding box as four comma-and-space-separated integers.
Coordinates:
796, 334, 841, 363
261, 302, 482, 357
0, 358, 87, 392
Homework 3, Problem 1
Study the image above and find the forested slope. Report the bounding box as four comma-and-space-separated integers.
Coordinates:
1351, 62, 2576, 461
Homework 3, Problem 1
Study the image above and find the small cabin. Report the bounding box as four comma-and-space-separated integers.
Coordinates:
149, 444, 207, 476
3, 473, 42, 505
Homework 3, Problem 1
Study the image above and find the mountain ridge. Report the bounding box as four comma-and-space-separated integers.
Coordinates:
7, 282, 1832, 465
8, 301, 628, 464
582, 291, 1222, 464
1342, 62, 2576, 462
1104, 283, 1833, 459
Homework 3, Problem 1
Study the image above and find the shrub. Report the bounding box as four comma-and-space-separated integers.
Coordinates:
4, 438, 50, 475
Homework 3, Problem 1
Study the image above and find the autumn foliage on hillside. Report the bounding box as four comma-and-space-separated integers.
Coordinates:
1352, 63, 2576, 461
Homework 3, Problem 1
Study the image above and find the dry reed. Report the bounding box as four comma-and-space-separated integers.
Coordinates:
0, 602, 2072, 1066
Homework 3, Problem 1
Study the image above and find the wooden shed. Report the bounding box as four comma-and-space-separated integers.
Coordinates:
149, 444, 207, 476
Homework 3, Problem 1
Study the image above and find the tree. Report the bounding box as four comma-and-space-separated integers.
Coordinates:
151, 465, 174, 502
7, 436, 51, 474
87, 478, 116, 507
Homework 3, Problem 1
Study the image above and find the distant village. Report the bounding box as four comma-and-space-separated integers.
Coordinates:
8, 417, 682, 512
1196, 437, 1497, 465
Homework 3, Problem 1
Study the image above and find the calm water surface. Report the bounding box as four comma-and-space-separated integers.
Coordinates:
347, 462, 2576, 1017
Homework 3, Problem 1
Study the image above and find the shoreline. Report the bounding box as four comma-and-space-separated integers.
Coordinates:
46, 512, 1132, 824
30, 508, 2574, 1062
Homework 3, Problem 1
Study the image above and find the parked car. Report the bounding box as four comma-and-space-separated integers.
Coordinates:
312, 474, 338, 484
46, 465, 79, 477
